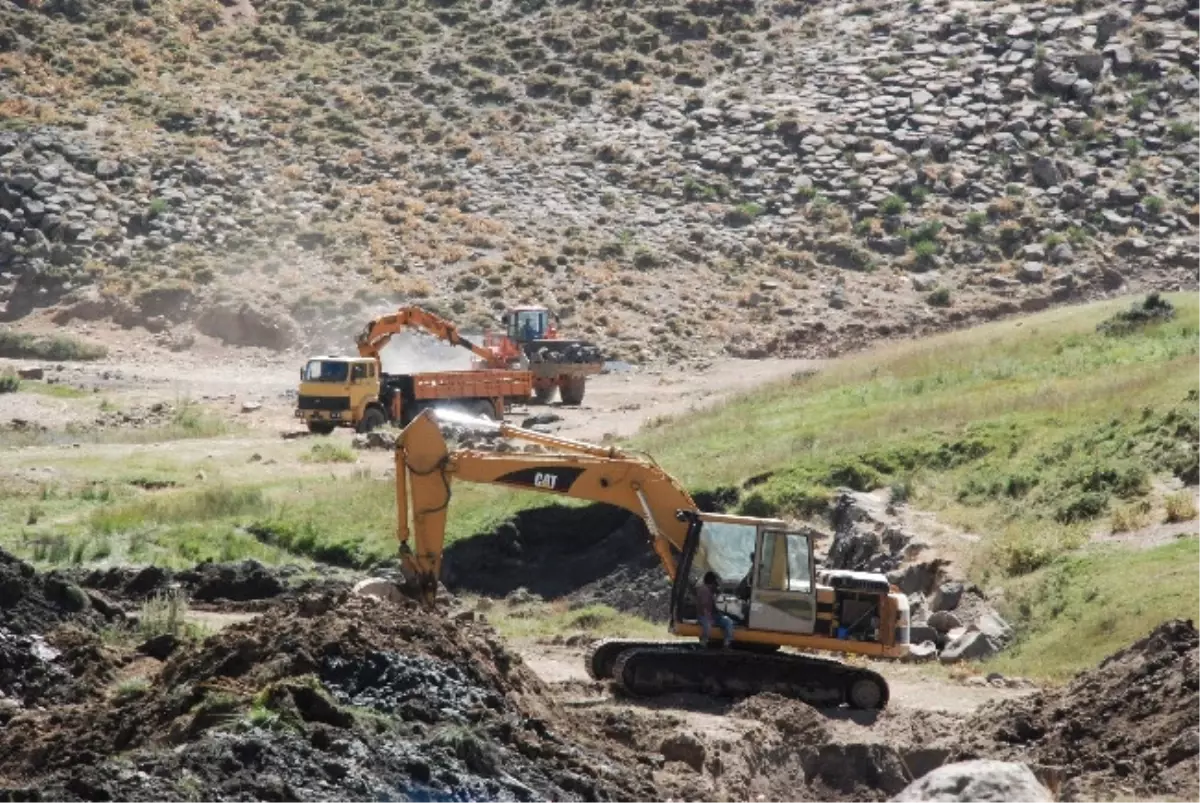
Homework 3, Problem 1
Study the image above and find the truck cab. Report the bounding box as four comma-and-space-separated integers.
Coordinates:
295, 356, 381, 434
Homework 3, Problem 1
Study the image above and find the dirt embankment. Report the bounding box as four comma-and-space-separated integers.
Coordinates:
953, 618, 1199, 802
2, 547, 1196, 802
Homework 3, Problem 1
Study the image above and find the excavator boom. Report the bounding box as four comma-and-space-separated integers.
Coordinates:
394, 411, 702, 598
357, 306, 507, 369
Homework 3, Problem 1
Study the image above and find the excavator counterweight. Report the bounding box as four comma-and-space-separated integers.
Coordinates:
384, 409, 910, 711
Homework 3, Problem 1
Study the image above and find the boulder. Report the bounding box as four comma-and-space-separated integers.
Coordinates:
927, 611, 962, 633
930, 582, 963, 611
660, 733, 706, 771
939, 629, 1000, 663
194, 303, 296, 351
891, 760, 1053, 802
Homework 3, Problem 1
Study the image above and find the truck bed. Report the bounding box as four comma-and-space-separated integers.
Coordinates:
387, 369, 532, 401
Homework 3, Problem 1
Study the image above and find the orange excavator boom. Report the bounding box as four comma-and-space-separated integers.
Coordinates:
355, 307, 508, 369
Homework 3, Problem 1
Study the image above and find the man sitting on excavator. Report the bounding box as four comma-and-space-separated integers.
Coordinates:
696, 571, 734, 649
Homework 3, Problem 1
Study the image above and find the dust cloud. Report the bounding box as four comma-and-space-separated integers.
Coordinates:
378, 331, 475, 374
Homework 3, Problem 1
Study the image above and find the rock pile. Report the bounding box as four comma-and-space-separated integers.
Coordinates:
952, 618, 1199, 802
1, 0, 1195, 361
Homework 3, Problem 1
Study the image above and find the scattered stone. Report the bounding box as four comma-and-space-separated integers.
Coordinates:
892, 760, 1053, 802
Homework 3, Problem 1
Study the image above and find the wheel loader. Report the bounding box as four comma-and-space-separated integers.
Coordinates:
375, 409, 911, 709
482, 306, 604, 405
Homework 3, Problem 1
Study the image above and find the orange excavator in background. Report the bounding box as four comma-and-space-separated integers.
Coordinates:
294, 307, 532, 434
354, 306, 511, 370
364, 409, 911, 710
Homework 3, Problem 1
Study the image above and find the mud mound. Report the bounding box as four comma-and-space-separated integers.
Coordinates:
443, 503, 656, 600
954, 619, 1199, 801
0, 591, 657, 801
0, 549, 116, 636
73, 559, 349, 606
730, 693, 830, 744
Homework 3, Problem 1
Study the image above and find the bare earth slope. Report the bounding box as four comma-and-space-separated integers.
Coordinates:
0, 0, 1196, 362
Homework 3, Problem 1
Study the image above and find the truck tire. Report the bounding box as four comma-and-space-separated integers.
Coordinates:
358, 407, 387, 433
307, 421, 336, 435
532, 385, 556, 404
560, 376, 586, 405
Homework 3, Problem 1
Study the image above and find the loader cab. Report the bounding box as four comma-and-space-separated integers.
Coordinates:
670, 511, 819, 640
501, 306, 557, 342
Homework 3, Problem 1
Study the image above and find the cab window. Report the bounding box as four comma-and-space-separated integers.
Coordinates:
756, 531, 812, 594
302, 360, 349, 383
351, 363, 367, 382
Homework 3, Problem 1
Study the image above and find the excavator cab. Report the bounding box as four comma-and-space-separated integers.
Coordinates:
670, 512, 820, 641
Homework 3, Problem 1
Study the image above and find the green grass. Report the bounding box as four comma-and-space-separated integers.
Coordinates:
987, 538, 1200, 680
482, 600, 665, 641
302, 441, 356, 463
21, 381, 91, 399
0, 330, 108, 361
0, 399, 237, 449
633, 293, 1198, 577
0, 372, 18, 393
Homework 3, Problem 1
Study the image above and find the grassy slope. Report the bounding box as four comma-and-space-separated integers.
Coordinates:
626, 292, 1198, 676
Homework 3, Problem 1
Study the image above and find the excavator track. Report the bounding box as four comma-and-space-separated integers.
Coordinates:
585, 639, 685, 680
609, 644, 890, 710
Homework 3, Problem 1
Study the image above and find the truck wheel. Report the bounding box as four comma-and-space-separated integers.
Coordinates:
307, 421, 336, 435
358, 407, 387, 433
532, 385, 556, 404
560, 376, 586, 405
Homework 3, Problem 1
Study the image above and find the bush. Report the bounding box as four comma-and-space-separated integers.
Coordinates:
0, 331, 108, 361
964, 211, 986, 234
927, 287, 952, 307
1143, 195, 1164, 216
1165, 492, 1198, 524
304, 442, 356, 463
1097, 293, 1176, 336
0, 372, 18, 394
1054, 491, 1109, 523
909, 185, 930, 206
880, 195, 907, 215
913, 240, 938, 262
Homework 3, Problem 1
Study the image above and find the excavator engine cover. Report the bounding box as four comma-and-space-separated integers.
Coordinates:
818, 569, 892, 595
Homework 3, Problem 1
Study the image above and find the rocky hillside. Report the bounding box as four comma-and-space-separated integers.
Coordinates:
0, 0, 1196, 362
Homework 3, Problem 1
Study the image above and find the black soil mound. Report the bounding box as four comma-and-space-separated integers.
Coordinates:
71, 558, 349, 605
954, 618, 1199, 801
0, 590, 658, 802
442, 503, 674, 619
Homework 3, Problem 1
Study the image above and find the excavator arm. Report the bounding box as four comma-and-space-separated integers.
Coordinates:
394, 409, 696, 601
356, 306, 506, 369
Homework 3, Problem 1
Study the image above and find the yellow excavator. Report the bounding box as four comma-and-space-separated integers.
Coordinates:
386, 409, 911, 710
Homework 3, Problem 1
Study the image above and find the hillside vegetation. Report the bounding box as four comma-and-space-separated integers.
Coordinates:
0, 0, 1196, 361
629, 291, 1198, 674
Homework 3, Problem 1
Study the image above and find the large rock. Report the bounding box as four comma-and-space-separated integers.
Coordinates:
927, 611, 962, 633
195, 303, 296, 351
892, 760, 1053, 802
930, 582, 963, 612
939, 629, 1000, 663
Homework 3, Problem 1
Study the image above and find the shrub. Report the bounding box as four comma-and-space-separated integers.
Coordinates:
964, 211, 986, 234
1169, 120, 1197, 142
1110, 500, 1151, 533
927, 287, 952, 307
1165, 492, 1198, 524
880, 195, 907, 215
795, 184, 817, 202
0, 331, 108, 361
304, 441, 356, 463
909, 185, 930, 206
1096, 293, 1176, 336
0, 372, 18, 394
1143, 195, 1164, 216
913, 240, 938, 262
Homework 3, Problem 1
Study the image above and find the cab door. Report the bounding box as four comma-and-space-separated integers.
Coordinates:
746, 529, 818, 635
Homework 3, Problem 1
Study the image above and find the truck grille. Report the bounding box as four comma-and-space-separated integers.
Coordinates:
297, 395, 350, 411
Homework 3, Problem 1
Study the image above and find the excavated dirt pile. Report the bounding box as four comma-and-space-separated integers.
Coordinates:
0, 588, 658, 802
0, 549, 124, 709
953, 618, 1199, 801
